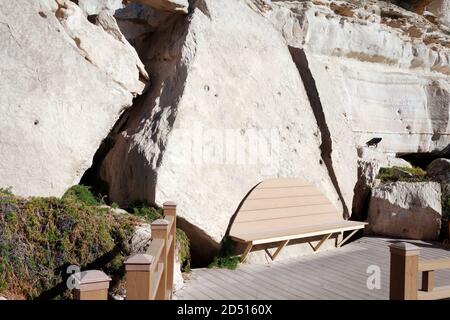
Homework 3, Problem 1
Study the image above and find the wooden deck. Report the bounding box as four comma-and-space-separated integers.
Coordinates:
175, 236, 450, 300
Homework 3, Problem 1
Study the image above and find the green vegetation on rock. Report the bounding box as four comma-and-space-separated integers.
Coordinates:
131, 203, 163, 222
208, 237, 240, 270
377, 166, 428, 183
62, 185, 104, 206
176, 228, 191, 273
0, 187, 138, 299
0, 186, 192, 299
443, 194, 450, 220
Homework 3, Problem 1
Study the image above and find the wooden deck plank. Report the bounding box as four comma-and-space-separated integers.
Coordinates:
193, 269, 257, 299
209, 269, 280, 299
275, 255, 383, 299
176, 236, 450, 300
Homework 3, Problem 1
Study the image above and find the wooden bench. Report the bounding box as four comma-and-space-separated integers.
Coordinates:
229, 178, 367, 262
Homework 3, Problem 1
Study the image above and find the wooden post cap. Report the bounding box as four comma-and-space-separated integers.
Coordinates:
73, 270, 111, 292
163, 201, 176, 208
124, 254, 154, 271
151, 219, 169, 229
389, 242, 421, 256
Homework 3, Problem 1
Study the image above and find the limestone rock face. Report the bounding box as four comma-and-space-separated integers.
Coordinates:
77, 0, 124, 15
427, 158, 450, 218
368, 181, 442, 240
426, 0, 450, 27
265, 0, 450, 216
0, 0, 147, 197
352, 148, 412, 220
131, 0, 189, 13
427, 158, 450, 183
99, 0, 341, 260
114, 3, 178, 46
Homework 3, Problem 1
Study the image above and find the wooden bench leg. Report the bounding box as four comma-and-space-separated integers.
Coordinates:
240, 242, 253, 263
336, 229, 359, 248
311, 233, 332, 253
265, 240, 290, 261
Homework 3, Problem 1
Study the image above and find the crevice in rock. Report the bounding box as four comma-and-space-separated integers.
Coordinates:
288, 46, 350, 219
398, 143, 450, 169
351, 164, 373, 222
177, 216, 220, 268
80, 98, 138, 200
81, 11, 214, 268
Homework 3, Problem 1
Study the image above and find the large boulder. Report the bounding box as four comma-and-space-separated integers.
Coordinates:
0, 0, 147, 197
368, 181, 442, 240
99, 0, 341, 262
427, 158, 450, 219
351, 147, 412, 220
97, 0, 450, 264
427, 158, 450, 183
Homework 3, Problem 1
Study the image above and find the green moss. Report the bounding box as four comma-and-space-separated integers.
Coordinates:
377, 166, 428, 183
127, 203, 191, 273
208, 237, 240, 270
176, 228, 191, 272
62, 185, 103, 206
131, 205, 163, 222
0, 187, 139, 299
0, 187, 13, 196
443, 194, 450, 220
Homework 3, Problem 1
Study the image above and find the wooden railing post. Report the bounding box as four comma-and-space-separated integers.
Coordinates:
151, 218, 169, 300
73, 270, 111, 300
164, 201, 176, 298
124, 254, 154, 300
389, 242, 420, 300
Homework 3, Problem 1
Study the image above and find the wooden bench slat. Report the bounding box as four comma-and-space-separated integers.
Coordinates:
231, 220, 367, 244
247, 186, 323, 200
234, 203, 337, 222
240, 195, 335, 211
232, 213, 339, 234
257, 179, 312, 188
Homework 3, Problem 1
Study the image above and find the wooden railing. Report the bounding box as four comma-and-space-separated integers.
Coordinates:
72, 201, 177, 300
389, 242, 450, 300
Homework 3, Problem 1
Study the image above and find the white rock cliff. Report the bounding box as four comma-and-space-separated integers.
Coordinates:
0, 0, 148, 197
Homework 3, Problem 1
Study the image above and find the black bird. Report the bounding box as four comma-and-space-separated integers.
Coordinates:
366, 137, 382, 148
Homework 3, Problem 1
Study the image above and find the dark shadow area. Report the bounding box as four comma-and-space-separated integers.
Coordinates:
288, 46, 349, 219
385, 237, 450, 252
398, 144, 450, 169
36, 244, 124, 300
177, 216, 220, 268
79, 99, 137, 202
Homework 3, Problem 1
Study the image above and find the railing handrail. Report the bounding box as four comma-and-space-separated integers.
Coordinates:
72, 201, 177, 300
418, 258, 450, 272
389, 242, 450, 300
124, 201, 177, 300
